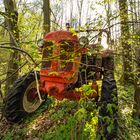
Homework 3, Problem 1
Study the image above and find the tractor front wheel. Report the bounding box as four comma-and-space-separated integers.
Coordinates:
4, 72, 46, 123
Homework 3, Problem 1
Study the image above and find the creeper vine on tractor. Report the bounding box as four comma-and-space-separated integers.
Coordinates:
4, 25, 118, 139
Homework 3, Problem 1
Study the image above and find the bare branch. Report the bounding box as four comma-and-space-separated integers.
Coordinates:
107, 21, 140, 29
1, 61, 28, 84
0, 45, 37, 65
0, 11, 9, 18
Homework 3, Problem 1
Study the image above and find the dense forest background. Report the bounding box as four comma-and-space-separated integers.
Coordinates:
0, 0, 140, 140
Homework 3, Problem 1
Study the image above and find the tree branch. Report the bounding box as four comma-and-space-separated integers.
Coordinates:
0, 45, 37, 65
107, 21, 140, 29
0, 11, 8, 18
1, 61, 28, 84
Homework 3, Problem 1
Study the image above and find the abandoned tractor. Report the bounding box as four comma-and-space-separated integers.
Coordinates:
4, 28, 118, 125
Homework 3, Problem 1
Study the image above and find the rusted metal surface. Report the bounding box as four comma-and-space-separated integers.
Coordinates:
38, 30, 114, 101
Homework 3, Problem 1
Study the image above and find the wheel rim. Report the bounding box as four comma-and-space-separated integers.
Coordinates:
23, 80, 42, 113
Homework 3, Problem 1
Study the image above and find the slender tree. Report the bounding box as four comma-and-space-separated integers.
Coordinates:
104, 0, 111, 46
133, 46, 140, 119
43, 0, 51, 33
4, 0, 20, 92
127, 0, 140, 118
118, 0, 133, 83
77, 0, 84, 27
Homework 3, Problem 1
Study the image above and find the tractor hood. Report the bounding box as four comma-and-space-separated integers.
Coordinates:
44, 30, 79, 43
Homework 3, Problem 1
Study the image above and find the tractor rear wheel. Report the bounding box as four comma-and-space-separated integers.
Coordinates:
97, 54, 118, 140
4, 72, 47, 123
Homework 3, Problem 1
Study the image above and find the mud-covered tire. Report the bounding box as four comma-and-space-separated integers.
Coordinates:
97, 55, 118, 140
4, 72, 47, 123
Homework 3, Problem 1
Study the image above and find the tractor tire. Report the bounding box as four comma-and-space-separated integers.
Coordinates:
4, 72, 47, 123
97, 55, 118, 140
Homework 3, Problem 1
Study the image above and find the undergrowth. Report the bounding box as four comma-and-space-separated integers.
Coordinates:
0, 83, 140, 140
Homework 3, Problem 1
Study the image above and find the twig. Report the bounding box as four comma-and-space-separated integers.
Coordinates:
0, 24, 37, 65
0, 81, 4, 122
0, 82, 4, 101
106, 21, 140, 29
1, 61, 28, 84
0, 11, 8, 18
0, 45, 37, 65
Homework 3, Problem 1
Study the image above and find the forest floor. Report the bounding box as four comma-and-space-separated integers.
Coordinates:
0, 83, 140, 140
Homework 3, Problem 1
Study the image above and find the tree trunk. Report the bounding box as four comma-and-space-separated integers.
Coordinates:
4, 0, 20, 92
133, 47, 140, 119
104, 0, 111, 47
77, 0, 84, 27
118, 0, 133, 83
43, 0, 51, 33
